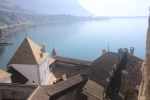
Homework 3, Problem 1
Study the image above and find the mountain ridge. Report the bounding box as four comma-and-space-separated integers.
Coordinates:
7, 0, 94, 16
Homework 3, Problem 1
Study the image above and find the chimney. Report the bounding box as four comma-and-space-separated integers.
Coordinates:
42, 44, 46, 53
123, 48, 128, 54
118, 48, 123, 54
102, 49, 106, 55
40, 53, 43, 58
130, 47, 134, 55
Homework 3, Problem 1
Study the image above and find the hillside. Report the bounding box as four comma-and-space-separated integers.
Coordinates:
7, 0, 93, 16
0, 0, 48, 35
0, 0, 108, 36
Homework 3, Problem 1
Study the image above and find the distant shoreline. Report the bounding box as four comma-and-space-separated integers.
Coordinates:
1, 21, 59, 36
1, 17, 148, 37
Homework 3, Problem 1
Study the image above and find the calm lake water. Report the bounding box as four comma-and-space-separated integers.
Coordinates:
0, 19, 148, 70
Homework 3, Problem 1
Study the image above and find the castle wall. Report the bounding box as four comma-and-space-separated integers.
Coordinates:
12, 64, 39, 85
39, 56, 50, 85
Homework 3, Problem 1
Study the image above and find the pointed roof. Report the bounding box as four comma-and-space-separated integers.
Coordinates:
0, 69, 12, 83
7, 37, 49, 66
51, 48, 57, 57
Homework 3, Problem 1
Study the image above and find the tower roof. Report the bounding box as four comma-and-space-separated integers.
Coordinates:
7, 37, 49, 66
51, 48, 57, 57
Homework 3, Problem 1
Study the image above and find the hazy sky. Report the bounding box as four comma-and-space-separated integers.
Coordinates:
77, 0, 150, 16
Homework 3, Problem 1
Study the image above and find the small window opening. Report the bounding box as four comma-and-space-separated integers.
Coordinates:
33, 81, 34, 83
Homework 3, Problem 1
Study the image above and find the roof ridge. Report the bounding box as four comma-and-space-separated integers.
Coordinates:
7, 37, 49, 66
56, 55, 92, 62
27, 37, 40, 65
27, 37, 49, 65
27, 85, 41, 100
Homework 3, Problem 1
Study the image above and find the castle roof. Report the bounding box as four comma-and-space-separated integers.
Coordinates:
7, 37, 49, 66
54, 56, 92, 67
51, 60, 90, 79
0, 83, 37, 100
28, 74, 104, 100
0, 69, 11, 83
28, 74, 87, 100
89, 52, 119, 87
82, 80, 104, 100
89, 51, 143, 99
51, 48, 57, 57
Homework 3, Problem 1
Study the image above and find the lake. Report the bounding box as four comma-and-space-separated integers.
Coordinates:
0, 19, 148, 70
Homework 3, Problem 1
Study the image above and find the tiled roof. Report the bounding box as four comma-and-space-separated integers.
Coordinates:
52, 62, 89, 79
54, 56, 92, 67
89, 52, 143, 100
52, 62, 81, 78
0, 83, 37, 100
120, 54, 143, 99
7, 67, 28, 84
44, 75, 85, 96
82, 80, 104, 100
28, 85, 49, 100
89, 52, 119, 87
49, 58, 55, 65
7, 37, 49, 66
28, 74, 88, 100
0, 69, 11, 83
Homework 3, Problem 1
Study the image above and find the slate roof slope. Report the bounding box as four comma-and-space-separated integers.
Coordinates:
7, 37, 49, 66
125, 54, 143, 86
28, 74, 88, 100
44, 75, 85, 96
52, 61, 90, 79
54, 56, 92, 66
52, 62, 81, 78
119, 54, 143, 99
89, 52, 143, 88
82, 80, 104, 100
7, 67, 28, 84
89, 52, 119, 87
28, 85, 49, 100
89, 52, 143, 100
0, 83, 37, 100
0, 69, 11, 83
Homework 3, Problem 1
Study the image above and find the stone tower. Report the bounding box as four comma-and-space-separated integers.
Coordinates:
138, 8, 150, 100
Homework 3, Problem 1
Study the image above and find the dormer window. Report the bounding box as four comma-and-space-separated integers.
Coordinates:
106, 78, 110, 82
121, 70, 128, 76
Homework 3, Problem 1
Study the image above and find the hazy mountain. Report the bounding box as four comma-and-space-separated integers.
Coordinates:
7, 0, 94, 16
